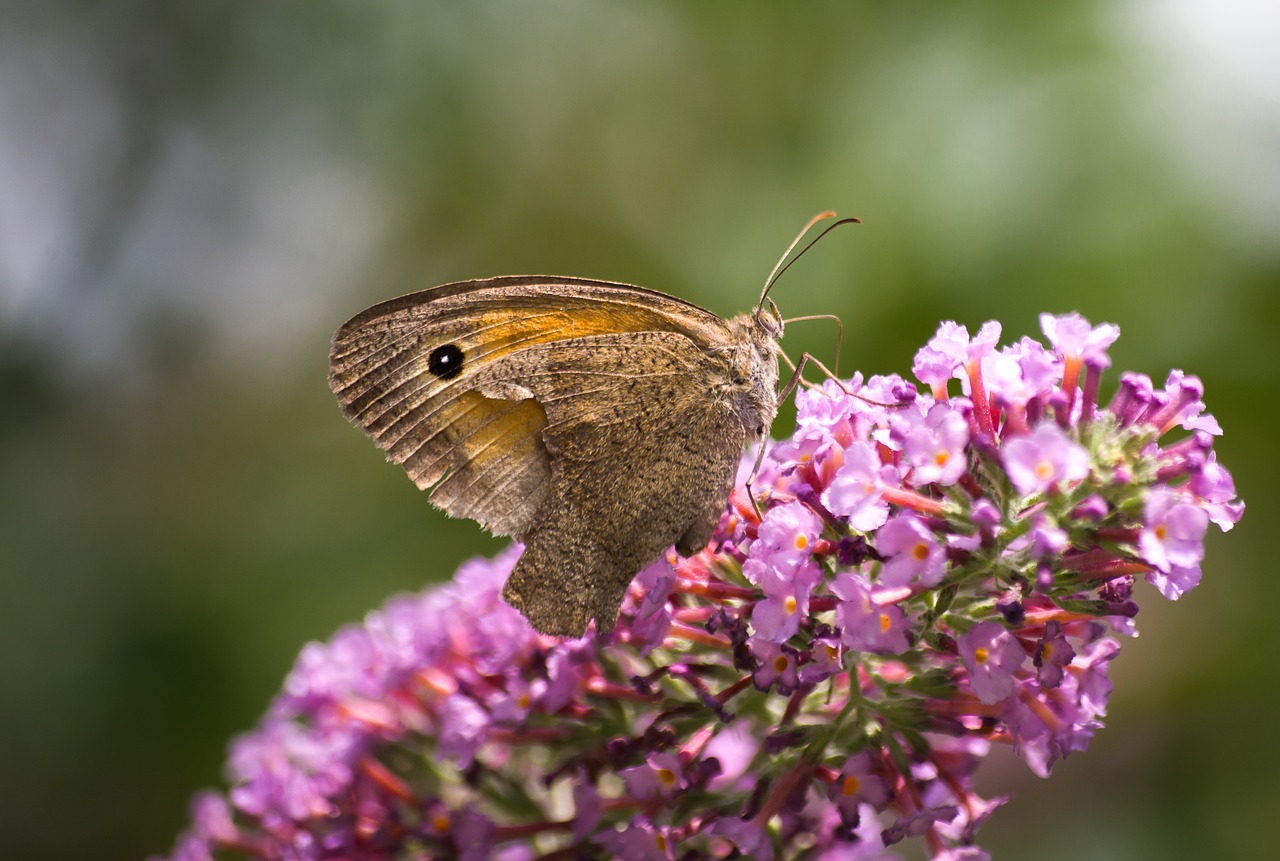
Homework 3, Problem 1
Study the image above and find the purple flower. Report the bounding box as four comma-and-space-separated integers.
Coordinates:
1039, 312, 1120, 368
750, 500, 823, 578
1002, 674, 1100, 778
801, 634, 845, 685
456, 808, 497, 861
1027, 516, 1068, 560
633, 556, 677, 619
1109, 371, 1154, 426
1148, 369, 1214, 433
596, 819, 675, 860
227, 719, 356, 821
1071, 495, 1109, 521
1191, 454, 1244, 530
1001, 422, 1090, 496
831, 572, 910, 655
488, 672, 545, 723
752, 562, 821, 642
711, 817, 774, 861
1145, 563, 1203, 601
621, 752, 686, 801
983, 338, 1061, 405
960, 622, 1026, 704
1139, 487, 1209, 573
1075, 638, 1119, 718
542, 642, 588, 712
914, 344, 960, 389
832, 752, 891, 820
750, 639, 801, 693
969, 498, 1001, 532
795, 377, 864, 436
926, 320, 1002, 369
881, 805, 960, 846
572, 774, 602, 841
822, 441, 892, 530
189, 792, 238, 844
900, 403, 969, 487
933, 848, 992, 861
914, 320, 992, 389
438, 694, 489, 767
1032, 621, 1075, 688
875, 514, 946, 588
703, 722, 760, 791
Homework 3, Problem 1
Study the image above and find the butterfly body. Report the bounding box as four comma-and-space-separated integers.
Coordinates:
331, 276, 782, 637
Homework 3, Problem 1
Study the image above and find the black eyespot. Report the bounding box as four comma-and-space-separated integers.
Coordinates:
428, 344, 464, 380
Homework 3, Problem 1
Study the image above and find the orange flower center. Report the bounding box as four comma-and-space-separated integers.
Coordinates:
974, 646, 990, 665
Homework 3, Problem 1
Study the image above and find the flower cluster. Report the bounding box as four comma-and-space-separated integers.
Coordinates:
157, 313, 1241, 861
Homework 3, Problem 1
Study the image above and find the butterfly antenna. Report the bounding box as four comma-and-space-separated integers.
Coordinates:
756, 212, 861, 314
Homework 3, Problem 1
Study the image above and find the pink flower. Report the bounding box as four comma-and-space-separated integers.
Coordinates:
751, 562, 821, 642
1039, 312, 1120, 368
1001, 422, 1090, 496
1139, 487, 1209, 573
831, 572, 910, 655
875, 514, 947, 588
901, 403, 970, 487
960, 622, 1026, 704
821, 441, 892, 530
750, 500, 823, 578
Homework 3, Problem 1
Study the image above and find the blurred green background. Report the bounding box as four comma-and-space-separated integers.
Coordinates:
1, 2, 1274, 859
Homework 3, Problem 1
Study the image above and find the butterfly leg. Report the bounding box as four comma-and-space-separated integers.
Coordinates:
781, 351, 900, 409
742, 354, 823, 516
744, 351, 859, 516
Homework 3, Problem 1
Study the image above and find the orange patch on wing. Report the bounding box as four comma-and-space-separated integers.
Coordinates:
472, 304, 678, 357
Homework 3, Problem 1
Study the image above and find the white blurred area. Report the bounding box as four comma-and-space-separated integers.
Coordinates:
0, 0, 1276, 383
0, 13, 388, 382
1120, 0, 1280, 248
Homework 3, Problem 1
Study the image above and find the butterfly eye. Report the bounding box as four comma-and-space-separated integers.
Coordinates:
428, 344, 465, 380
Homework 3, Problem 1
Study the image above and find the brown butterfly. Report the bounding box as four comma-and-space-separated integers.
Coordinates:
329, 213, 855, 637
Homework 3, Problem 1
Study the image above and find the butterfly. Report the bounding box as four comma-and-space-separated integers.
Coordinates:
329, 213, 855, 637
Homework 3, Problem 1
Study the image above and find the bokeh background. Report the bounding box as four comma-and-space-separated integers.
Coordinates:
1, 2, 1275, 859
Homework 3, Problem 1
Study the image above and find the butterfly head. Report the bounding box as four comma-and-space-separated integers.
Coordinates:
754, 297, 785, 342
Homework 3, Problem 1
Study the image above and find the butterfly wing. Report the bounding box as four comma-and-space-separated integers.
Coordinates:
329, 277, 746, 562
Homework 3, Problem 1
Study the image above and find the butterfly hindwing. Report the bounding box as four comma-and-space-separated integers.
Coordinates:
474, 331, 748, 635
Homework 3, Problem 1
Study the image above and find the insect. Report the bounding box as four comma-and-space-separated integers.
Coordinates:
329, 213, 855, 637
